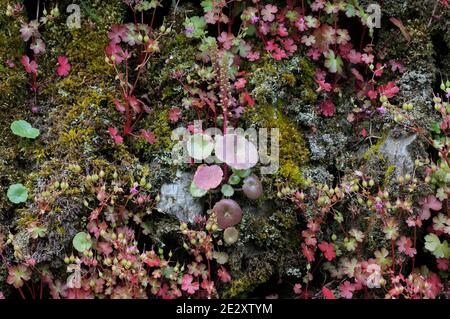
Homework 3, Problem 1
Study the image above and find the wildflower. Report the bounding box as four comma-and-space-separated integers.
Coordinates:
184, 26, 194, 35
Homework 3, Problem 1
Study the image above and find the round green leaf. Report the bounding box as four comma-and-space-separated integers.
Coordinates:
233, 168, 251, 178
221, 184, 234, 197
228, 174, 241, 185
189, 181, 207, 198
11, 120, 40, 139
7, 183, 28, 204
186, 133, 214, 160
72, 232, 92, 252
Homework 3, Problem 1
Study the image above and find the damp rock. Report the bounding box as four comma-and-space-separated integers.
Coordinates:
379, 133, 417, 177
156, 171, 203, 223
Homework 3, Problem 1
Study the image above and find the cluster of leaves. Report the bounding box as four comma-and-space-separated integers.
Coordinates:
1, 164, 236, 299
285, 91, 450, 299
105, 1, 169, 142
184, 0, 404, 118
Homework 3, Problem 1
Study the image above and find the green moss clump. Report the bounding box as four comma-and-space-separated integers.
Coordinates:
221, 259, 273, 298
246, 104, 309, 186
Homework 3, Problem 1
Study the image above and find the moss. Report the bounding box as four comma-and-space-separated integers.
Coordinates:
363, 135, 387, 161
221, 259, 273, 298
245, 104, 309, 186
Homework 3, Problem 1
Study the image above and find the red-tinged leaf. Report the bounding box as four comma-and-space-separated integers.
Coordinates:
389, 60, 406, 73
389, 18, 411, 42
318, 99, 336, 117
108, 127, 118, 137
351, 68, 364, 82
114, 99, 125, 113
339, 281, 355, 299
108, 127, 123, 145
378, 81, 400, 98
367, 89, 378, 100
168, 107, 182, 123
316, 79, 332, 92
57, 56, 71, 77
7, 264, 31, 288
140, 129, 156, 145
318, 241, 336, 261
242, 91, 255, 107
218, 266, 231, 283
113, 135, 123, 145
420, 195, 442, 220
322, 287, 336, 299
21, 55, 38, 75
361, 128, 367, 138
301, 243, 315, 262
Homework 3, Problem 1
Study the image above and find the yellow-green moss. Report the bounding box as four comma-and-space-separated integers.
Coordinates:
245, 104, 309, 186
221, 262, 273, 298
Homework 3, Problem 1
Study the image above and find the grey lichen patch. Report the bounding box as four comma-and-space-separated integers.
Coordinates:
156, 171, 203, 223
379, 133, 417, 178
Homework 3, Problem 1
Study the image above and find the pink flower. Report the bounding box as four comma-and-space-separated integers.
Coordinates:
21, 55, 38, 75
181, 274, 199, 295
234, 78, 247, 90
57, 56, 71, 77
193, 164, 223, 190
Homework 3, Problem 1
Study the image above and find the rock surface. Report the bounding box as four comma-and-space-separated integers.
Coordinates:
379, 133, 417, 177
157, 171, 203, 223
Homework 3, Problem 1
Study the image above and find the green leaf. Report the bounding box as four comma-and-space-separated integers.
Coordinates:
286, 10, 298, 22
233, 168, 251, 178
221, 184, 234, 197
184, 16, 207, 39
228, 174, 241, 185
324, 50, 343, 74
186, 133, 214, 160
7, 183, 28, 204
200, 0, 213, 12
430, 122, 441, 134
189, 181, 207, 198
73, 232, 92, 252
424, 233, 450, 258
11, 120, 40, 139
